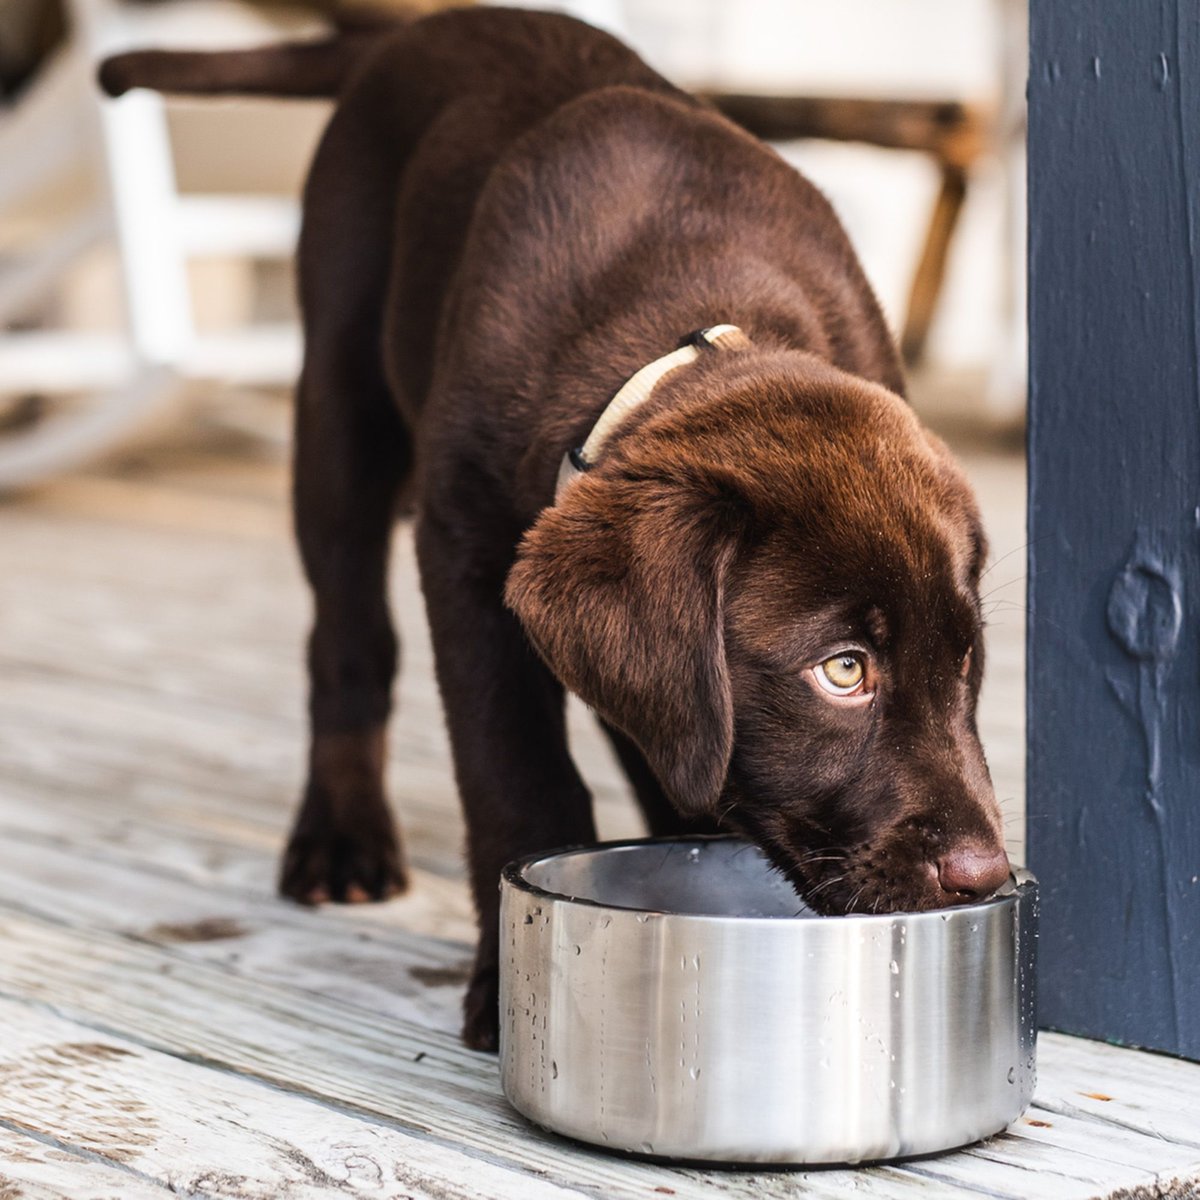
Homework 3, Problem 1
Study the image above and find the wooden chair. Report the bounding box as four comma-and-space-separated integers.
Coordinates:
699, 0, 1029, 418
0, 0, 318, 488
706, 92, 991, 369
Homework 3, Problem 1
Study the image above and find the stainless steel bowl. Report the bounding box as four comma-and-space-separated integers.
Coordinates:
499, 836, 1037, 1164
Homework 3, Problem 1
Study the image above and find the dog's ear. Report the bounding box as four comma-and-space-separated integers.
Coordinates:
505, 471, 743, 815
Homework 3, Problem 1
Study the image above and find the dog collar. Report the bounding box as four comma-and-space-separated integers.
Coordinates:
555, 324, 750, 500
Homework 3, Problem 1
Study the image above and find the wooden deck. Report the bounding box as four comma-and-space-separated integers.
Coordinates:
1, 417, 1199, 1199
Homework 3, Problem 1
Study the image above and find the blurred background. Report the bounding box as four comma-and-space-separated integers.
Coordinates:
0, 0, 1027, 448
0, 0, 1028, 908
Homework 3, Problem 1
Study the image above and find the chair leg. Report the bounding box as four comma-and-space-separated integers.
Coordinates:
91, 88, 194, 365
901, 161, 969, 368
71, 0, 194, 365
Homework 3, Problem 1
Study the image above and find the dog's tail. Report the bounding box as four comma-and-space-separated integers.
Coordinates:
98, 7, 410, 100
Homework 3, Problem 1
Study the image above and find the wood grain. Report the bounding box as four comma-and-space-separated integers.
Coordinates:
0, 1000, 589, 1200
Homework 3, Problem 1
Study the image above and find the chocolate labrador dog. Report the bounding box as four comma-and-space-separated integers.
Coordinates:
102, 6, 1008, 1050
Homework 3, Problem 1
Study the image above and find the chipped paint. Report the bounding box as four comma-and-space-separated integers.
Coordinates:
1105, 545, 1182, 816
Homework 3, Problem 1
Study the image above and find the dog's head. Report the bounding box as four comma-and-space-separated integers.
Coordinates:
506, 350, 1007, 914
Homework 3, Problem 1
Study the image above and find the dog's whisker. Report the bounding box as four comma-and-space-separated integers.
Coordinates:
978, 539, 1038, 584
793, 850, 847, 868
806, 874, 847, 901
980, 607, 1029, 624
979, 574, 1027, 602
806, 876, 842, 896
981, 598, 1029, 613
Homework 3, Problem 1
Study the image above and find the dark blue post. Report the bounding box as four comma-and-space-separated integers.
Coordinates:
1028, 0, 1200, 1058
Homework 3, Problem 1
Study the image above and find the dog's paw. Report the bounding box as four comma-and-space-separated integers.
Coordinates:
279, 786, 408, 905
461, 962, 500, 1052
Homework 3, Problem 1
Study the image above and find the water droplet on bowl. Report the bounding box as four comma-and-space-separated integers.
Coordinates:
889, 960, 899, 975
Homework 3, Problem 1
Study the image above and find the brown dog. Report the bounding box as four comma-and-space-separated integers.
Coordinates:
102, 6, 1008, 1051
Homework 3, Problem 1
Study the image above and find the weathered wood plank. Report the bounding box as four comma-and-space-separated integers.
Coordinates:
0, 662, 637, 826
0, 755, 479, 943
899, 1133, 1195, 1200
0, 814, 1184, 1161
0, 674, 639, 910
10, 805, 1185, 1192
0, 1126, 175, 1200
4, 813, 1198, 1191
0, 999, 593, 1200
0, 826, 473, 1035
998, 1112, 1200, 1177
0, 905, 1197, 1199
1034, 1036, 1200, 1151
0, 909, 862, 1200
0, 517, 642, 844
13, 473, 290, 541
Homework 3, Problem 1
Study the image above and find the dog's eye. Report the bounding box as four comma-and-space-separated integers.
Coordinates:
815, 653, 866, 695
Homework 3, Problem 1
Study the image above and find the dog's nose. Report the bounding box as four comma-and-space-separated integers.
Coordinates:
936, 843, 1010, 901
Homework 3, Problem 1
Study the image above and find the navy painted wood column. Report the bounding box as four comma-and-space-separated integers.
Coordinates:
1028, 0, 1200, 1058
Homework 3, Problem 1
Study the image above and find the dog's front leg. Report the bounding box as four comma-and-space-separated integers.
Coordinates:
417, 509, 596, 1051
282, 356, 411, 905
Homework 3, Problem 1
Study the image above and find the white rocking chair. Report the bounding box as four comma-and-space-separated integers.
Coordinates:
0, 0, 321, 488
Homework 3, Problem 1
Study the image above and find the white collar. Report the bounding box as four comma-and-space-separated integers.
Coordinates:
555, 324, 747, 500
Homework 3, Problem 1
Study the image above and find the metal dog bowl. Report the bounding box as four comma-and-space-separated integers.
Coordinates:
499, 836, 1037, 1164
